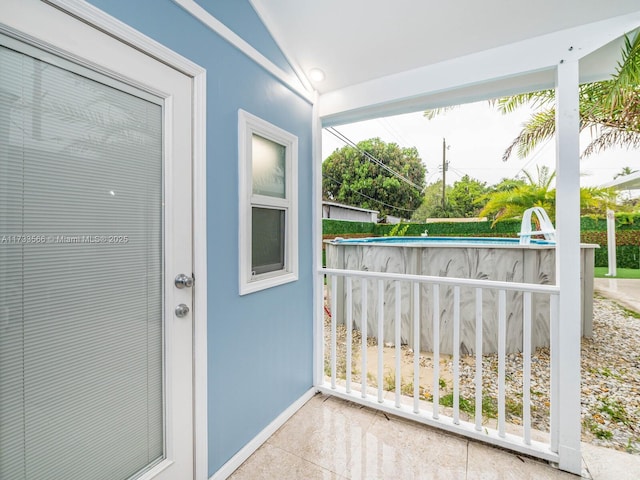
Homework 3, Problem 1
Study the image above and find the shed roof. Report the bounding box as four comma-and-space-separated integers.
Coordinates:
602, 170, 640, 190
322, 201, 379, 214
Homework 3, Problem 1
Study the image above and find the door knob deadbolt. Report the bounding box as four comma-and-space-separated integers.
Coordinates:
175, 304, 190, 318
175, 273, 194, 289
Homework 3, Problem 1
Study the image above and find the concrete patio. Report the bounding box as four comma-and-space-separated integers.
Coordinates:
229, 393, 640, 479
228, 279, 640, 478
594, 278, 640, 314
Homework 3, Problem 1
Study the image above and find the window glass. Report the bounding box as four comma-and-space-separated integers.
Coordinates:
252, 134, 286, 198
251, 207, 285, 274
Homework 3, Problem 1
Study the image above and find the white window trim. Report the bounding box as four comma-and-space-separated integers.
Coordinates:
238, 109, 298, 295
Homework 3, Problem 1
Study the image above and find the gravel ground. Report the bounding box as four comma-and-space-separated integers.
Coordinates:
580, 297, 640, 452
325, 296, 640, 453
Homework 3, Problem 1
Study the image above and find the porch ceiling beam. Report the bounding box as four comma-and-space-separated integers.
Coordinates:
554, 59, 582, 475
318, 12, 640, 125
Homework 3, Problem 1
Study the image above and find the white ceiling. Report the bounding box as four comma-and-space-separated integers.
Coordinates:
251, 0, 640, 95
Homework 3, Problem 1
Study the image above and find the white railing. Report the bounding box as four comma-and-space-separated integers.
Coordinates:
319, 267, 565, 464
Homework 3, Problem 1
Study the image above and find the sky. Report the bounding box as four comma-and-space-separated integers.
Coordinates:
321, 100, 639, 189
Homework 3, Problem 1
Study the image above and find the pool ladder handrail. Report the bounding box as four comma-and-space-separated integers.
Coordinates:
518, 207, 556, 245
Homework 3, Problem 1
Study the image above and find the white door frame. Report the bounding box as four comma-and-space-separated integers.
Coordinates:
1, 1, 208, 478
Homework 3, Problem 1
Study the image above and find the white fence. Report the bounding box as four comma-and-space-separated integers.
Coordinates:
319, 267, 573, 466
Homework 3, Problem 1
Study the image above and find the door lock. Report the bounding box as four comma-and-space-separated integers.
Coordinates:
175, 273, 194, 289
175, 304, 190, 318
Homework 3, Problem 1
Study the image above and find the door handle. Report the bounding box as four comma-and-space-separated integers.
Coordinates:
175, 273, 194, 289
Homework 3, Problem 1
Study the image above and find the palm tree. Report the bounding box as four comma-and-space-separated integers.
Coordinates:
479, 166, 555, 224
614, 166, 638, 179
497, 30, 640, 160
478, 166, 618, 224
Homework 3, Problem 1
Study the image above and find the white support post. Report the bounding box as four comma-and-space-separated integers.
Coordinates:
312, 91, 324, 387
554, 59, 582, 475
606, 209, 617, 277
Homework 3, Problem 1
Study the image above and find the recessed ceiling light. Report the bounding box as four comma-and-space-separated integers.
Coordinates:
308, 68, 325, 82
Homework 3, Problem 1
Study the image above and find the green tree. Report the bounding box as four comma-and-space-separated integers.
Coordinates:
448, 175, 489, 217
490, 177, 528, 192
411, 175, 489, 221
322, 137, 426, 218
498, 31, 640, 160
411, 182, 455, 221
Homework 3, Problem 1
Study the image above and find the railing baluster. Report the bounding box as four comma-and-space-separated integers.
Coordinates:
320, 268, 560, 466
550, 293, 559, 452
377, 279, 384, 403
523, 291, 532, 445
433, 284, 440, 420
361, 278, 368, 399
453, 285, 460, 425
475, 287, 483, 431
413, 282, 420, 414
498, 289, 506, 438
346, 276, 353, 393
330, 275, 337, 390
395, 280, 401, 408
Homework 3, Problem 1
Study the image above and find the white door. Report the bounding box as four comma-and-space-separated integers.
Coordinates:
0, 2, 194, 479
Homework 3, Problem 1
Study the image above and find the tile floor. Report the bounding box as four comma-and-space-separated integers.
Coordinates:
229, 393, 640, 480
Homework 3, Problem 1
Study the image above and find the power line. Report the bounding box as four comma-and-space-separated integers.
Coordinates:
325, 127, 425, 192
377, 117, 412, 147
425, 172, 440, 184
512, 138, 553, 179
449, 167, 467, 179
322, 173, 417, 213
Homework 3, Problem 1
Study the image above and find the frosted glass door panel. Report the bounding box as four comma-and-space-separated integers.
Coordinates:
0, 43, 164, 480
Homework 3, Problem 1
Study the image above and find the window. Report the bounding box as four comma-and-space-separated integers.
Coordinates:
238, 110, 298, 294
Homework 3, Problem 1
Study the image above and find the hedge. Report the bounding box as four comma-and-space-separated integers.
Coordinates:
323, 217, 640, 238
580, 230, 640, 246
322, 219, 376, 235
594, 246, 640, 269
580, 213, 640, 231
582, 232, 640, 268
374, 220, 522, 237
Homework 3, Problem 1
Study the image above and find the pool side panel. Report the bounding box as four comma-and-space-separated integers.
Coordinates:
326, 240, 596, 354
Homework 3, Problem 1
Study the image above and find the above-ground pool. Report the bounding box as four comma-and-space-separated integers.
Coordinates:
326, 236, 597, 354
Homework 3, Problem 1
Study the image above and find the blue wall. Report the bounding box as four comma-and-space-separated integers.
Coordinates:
86, 1, 314, 475
194, 0, 296, 76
